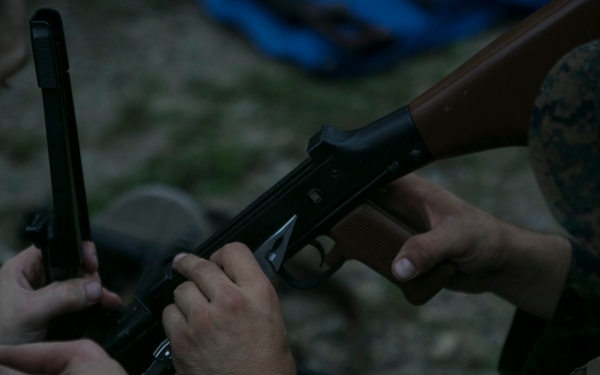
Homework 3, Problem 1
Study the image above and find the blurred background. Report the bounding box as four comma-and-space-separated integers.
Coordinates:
0, 0, 564, 373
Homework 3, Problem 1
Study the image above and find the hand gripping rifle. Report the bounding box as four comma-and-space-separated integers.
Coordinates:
28, 0, 600, 373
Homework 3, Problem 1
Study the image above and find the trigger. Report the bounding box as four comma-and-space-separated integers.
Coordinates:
280, 257, 345, 290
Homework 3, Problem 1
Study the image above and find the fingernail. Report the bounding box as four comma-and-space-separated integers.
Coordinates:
173, 253, 187, 264
84, 281, 102, 301
393, 258, 416, 281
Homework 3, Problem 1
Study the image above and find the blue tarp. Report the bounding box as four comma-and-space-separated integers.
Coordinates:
197, 0, 549, 76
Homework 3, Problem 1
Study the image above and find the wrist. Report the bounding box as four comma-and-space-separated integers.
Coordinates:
489, 223, 571, 320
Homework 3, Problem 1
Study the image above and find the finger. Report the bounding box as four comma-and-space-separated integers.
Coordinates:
100, 287, 122, 309
78, 268, 121, 309
369, 176, 430, 232
81, 242, 99, 274
162, 303, 188, 341
0, 342, 72, 373
209, 242, 266, 286
0, 340, 118, 374
374, 173, 457, 233
173, 281, 207, 318
70, 271, 120, 307
392, 225, 463, 281
7, 246, 45, 289
27, 278, 104, 325
172, 253, 233, 301
77, 279, 121, 310
78, 243, 102, 286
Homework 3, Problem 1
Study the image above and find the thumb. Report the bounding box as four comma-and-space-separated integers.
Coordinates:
392, 231, 448, 282
29, 278, 103, 324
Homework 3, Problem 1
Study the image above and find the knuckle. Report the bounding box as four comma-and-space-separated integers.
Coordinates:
172, 282, 199, 309
224, 242, 247, 252
52, 282, 83, 308
162, 304, 182, 328
162, 304, 176, 321
173, 281, 195, 298
189, 310, 212, 331
185, 306, 214, 339
217, 285, 246, 312
182, 257, 211, 279
77, 338, 98, 351
163, 304, 196, 344
261, 285, 280, 310
211, 242, 242, 262
406, 235, 437, 267
253, 278, 278, 304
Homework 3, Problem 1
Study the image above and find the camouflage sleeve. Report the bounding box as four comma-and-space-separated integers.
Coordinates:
498, 241, 600, 374
499, 39, 600, 375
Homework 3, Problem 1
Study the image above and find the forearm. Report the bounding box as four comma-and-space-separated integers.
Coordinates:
489, 223, 571, 321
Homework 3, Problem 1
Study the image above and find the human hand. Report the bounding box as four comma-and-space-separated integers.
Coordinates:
162, 243, 296, 375
0, 340, 128, 375
0, 243, 121, 345
374, 173, 510, 293
350, 174, 570, 319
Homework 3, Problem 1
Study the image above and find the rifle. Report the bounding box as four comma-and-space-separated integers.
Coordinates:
28, 8, 92, 340
28, 0, 600, 373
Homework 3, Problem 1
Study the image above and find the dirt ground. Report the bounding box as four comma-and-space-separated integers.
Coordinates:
0, 1, 564, 374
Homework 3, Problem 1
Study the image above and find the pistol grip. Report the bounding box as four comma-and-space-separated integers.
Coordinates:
330, 201, 456, 305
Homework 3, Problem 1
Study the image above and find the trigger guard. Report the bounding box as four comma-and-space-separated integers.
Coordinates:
312, 239, 327, 268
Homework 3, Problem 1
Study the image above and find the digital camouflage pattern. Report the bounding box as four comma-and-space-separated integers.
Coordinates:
529, 40, 600, 252
499, 41, 600, 374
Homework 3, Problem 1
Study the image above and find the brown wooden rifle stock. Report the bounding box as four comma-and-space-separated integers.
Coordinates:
411, 0, 600, 158
331, 0, 600, 305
